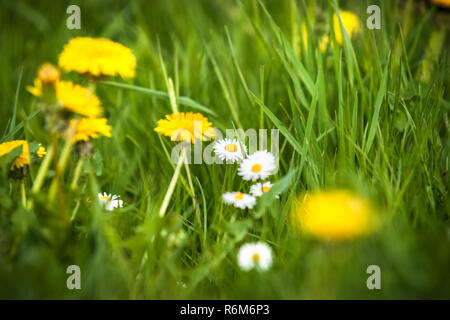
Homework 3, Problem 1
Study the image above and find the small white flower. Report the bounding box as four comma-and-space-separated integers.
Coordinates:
238, 150, 276, 181
213, 138, 247, 163
98, 192, 123, 211
250, 181, 278, 197
237, 242, 273, 271
222, 192, 256, 209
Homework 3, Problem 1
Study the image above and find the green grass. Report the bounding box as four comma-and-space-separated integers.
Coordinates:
0, 0, 449, 299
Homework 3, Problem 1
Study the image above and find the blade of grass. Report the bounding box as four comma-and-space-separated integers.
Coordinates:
98, 81, 217, 116
364, 54, 390, 154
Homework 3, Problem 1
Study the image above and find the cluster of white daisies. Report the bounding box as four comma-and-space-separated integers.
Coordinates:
214, 138, 276, 271
93, 139, 276, 272
214, 138, 277, 210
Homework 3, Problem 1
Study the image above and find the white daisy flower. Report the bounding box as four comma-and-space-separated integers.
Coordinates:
222, 192, 256, 209
238, 150, 276, 181
249, 181, 278, 198
98, 192, 123, 211
237, 242, 273, 271
213, 138, 247, 163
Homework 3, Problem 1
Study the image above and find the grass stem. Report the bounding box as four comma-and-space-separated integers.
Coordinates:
31, 143, 55, 194
159, 149, 185, 217
49, 119, 79, 204
70, 157, 85, 191
20, 181, 26, 207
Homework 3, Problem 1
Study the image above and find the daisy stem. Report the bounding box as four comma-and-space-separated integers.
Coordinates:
70, 157, 85, 191
20, 182, 26, 207
31, 142, 55, 194
159, 149, 185, 217
218, 164, 230, 233
183, 149, 203, 228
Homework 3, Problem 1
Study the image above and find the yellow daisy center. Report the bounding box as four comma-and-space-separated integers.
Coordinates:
100, 196, 111, 201
262, 186, 271, 192
225, 144, 237, 152
252, 253, 260, 262
251, 164, 262, 173
234, 193, 244, 200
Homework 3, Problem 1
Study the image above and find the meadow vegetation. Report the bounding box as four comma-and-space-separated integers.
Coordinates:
0, 0, 449, 299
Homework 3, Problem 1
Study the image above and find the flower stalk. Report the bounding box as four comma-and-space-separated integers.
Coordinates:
31, 142, 55, 194
49, 119, 79, 203
20, 182, 27, 207
159, 148, 185, 217
70, 156, 85, 191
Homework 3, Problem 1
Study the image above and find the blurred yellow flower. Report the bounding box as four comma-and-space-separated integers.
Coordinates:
154, 112, 215, 144
56, 81, 103, 118
37, 144, 46, 158
70, 118, 112, 143
333, 10, 361, 45
298, 23, 328, 53
319, 35, 330, 52
59, 37, 136, 78
430, 0, 450, 7
37, 63, 60, 85
26, 63, 60, 97
292, 190, 376, 241
298, 13, 356, 54
0, 140, 30, 169
26, 78, 43, 97
27, 80, 102, 118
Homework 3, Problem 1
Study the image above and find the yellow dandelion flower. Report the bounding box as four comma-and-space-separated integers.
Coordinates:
154, 112, 215, 144
26, 78, 43, 97
37, 63, 60, 85
58, 37, 136, 78
0, 140, 30, 169
26, 63, 60, 97
333, 10, 361, 46
56, 81, 103, 118
37, 144, 46, 158
292, 190, 377, 241
27, 80, 103, 118
70, 118, 112, 143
